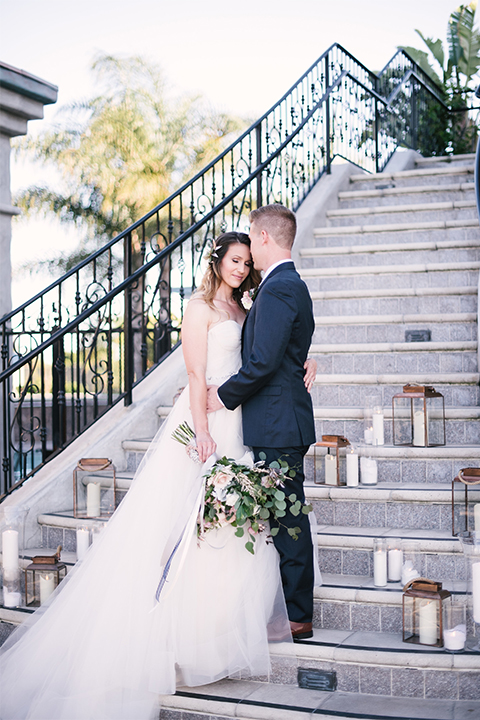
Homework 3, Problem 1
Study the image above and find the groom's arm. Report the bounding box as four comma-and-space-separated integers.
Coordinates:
218, 282, 297, 411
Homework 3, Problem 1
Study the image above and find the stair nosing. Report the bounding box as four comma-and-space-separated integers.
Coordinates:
349, 165, 474, 182
327, 200, 476, 217
300, 260, 480, 277
301, 238, 480, 256
309, 286, 477, 299
313, 312, 476, 325
338, 181, 475, 199
313, 218, 479, 236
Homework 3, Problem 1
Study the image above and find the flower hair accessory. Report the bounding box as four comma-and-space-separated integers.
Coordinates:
208, 242, 219, 263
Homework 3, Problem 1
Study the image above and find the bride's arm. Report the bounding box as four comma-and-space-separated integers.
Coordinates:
181, 299, 217, 463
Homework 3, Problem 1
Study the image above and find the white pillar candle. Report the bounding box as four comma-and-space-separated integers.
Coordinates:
388, 547, 403, 582
373, 550, 387, 586
2, 529, 19, 571
346, 451, 359, 487
413, 410, 426, 447
472, 561, 480, 624
86, 482, 101, 516
474, 504, 480, 533
364, 426, 373, 444
372, 409, 384, 446
360, 456, 377, 485
443, 624, 466, 651
401, 560, 419, 586
76, 528, 91, 561
419, 599, 437, 645
325, 454, 337, 485
2, 590, 21, 608
39, 573, 56, 605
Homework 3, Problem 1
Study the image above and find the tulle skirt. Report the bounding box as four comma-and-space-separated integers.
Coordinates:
0, 387, 290, 720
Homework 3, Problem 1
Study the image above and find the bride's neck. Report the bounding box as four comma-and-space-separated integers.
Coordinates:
214, 284, 235, 304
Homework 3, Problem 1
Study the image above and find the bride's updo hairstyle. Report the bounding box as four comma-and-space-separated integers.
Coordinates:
197, 231, 261, 310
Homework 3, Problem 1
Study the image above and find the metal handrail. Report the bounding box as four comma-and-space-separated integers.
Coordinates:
0, 43, 447, 498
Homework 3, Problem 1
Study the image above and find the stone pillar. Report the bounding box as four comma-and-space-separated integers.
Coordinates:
0, 62, 57, 494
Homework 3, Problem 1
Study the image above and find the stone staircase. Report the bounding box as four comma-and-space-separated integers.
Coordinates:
2, 153, 480, 719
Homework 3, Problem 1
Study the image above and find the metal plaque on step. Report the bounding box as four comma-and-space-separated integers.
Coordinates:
405, 329, 431, 343
297, 668, 337, 691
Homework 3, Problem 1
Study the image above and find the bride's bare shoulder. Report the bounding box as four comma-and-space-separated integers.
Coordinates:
184, 294, 215, 324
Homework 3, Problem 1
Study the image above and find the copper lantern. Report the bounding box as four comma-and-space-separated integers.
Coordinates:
392, 384, 445, 447
451, 468, 480, 537
402, 578, 450, 647
25, 546, 67, 607
314, 435, 350, 486
73, 458, 117, 519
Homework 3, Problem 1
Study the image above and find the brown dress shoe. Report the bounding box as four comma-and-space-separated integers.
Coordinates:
290, 621, 313, 640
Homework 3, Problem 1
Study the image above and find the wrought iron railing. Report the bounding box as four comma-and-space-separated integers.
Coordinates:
0, 43, 448, 498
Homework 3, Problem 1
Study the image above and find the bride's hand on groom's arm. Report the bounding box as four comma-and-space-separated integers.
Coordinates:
206, 385, 223, 413
303, 358, 317, 393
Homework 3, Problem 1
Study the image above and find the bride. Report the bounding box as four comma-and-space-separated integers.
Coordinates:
0, 231, 316, 720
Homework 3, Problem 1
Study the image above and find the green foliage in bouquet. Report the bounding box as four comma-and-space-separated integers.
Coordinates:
201, 454, 313, 555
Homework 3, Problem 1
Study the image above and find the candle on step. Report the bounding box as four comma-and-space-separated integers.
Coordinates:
76, 527, 91, 561
39, 573, 55, 605
372, 406, 384, 446
360, 456, 377, 485
86, 482, 101, 516
346, 447, 359, 487
3, 590, 21, 608
419, 599, 437, 645
413, 410, 426, 447
401, 560, 419, 586
2, 529, 19, 571
443, 624, 466, 651
388, 545, 403, 582
325, 453, 337, 485
364, 426, 373, 444
472, 561, 480, 624
373, 538, 387, 587
475, 504, 480, 533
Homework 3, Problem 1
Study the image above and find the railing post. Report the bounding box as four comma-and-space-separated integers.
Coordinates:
374, 96, 380, 174
124, 233, 134, 406
255, 121, 263, 208
52, 332, 66, 450
1, 329, 9, 496
325, 52, 331, 174
411, 80, 418, 150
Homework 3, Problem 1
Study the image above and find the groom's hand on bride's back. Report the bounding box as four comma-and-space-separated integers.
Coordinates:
206, 385, 223, 413
303, 358, 317, 393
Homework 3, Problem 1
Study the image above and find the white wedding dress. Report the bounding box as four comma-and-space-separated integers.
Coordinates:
0, 320, 290, 720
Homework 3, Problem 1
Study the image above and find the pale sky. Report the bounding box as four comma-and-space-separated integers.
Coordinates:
0, 0, 470, 306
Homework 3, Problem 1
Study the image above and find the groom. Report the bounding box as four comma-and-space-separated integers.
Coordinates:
207, 204, 316, 640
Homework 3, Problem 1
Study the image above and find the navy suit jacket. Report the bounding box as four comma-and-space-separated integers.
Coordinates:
218, 262, 316, 448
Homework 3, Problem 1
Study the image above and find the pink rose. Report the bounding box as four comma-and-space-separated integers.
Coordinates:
213, 472, 231, 489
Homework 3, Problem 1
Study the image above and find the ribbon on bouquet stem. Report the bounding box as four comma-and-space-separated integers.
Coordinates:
153, 452, 219, 604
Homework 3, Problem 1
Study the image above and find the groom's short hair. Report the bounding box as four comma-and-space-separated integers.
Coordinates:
249, 204, 296, 249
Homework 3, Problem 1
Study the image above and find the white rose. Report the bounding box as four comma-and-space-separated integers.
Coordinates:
225, 491, 240, 506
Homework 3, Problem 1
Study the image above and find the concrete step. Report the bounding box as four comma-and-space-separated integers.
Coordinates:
327, 199, 476, 219
348, 165, 475, 192
303, 247, 480, 270
312, 315, 477, 345
301, 261, 480, 292
302, 237, 480, 257
312, 218, 479, 239
338, 182, 475, 209
312, 294, 477, 317
313, 573, 465, 635
161, 674, 480, 717
308, 481, 478, 533
415, 153, 476, 166
309, 285, 477, 300
311, 376, 480, 409
327, 203, 478, 227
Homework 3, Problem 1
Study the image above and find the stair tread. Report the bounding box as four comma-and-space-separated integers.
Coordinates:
300, 260, 480, 276
312, 371, 479, 384
310, 341, 477, 352
415, 153, 476, 164
158, 406, 480, 420
302, 238, 480, 256
313, 218, 479, 236
349, 165, 474, 182
168, 680, 480, 720
310, 286, 477, 299
313, 312, 476, 325
339, 181, 475, 200
327, 199, 476, 217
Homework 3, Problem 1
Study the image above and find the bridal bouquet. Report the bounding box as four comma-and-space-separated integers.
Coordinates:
172, 422, 312, 554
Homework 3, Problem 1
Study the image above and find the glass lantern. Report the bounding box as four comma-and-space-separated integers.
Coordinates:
392, 384, 445, 447
402, 578, 450, 647
25, 546, 67, 607
451, 469, 480, 537
458, 532, 480, 651
73, 458, 117, 518
314, 435, 350, 486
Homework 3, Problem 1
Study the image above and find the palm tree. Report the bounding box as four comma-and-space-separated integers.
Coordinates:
13, 54, 246, 272
400, 0, 480, 153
